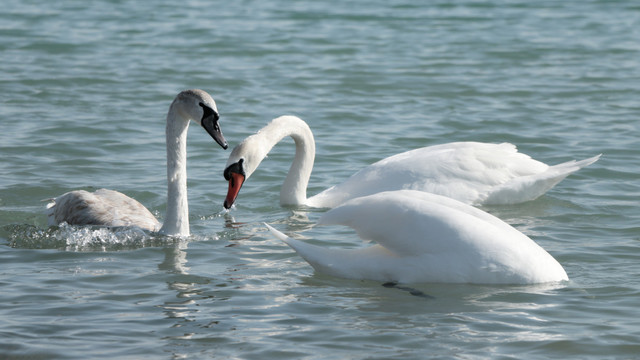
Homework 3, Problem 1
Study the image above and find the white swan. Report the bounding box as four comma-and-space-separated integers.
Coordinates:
46, 89, 228, 237
223, 115, 599, 209
266, 190, 569, 284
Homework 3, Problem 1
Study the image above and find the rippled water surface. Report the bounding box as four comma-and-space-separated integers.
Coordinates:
1, 0, 639, 358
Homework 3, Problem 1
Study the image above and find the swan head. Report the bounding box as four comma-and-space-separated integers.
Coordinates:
173, 89, 228, 149
222, 115, 314, 209
223, 158, 245, 209
222, 134, 267, 209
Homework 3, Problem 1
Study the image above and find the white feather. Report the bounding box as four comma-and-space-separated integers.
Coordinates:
225, 116, 599, 208
267, 190, 569, 285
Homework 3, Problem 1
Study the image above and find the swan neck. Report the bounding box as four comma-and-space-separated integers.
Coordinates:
160, 106, 190, 236
274, 118, 315, 205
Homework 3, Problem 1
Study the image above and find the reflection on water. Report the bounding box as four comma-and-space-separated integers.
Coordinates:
158, 240, 190, 275
157, 241, 206, 351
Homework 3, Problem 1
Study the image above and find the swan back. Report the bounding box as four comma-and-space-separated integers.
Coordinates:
274, 190, 568, 284
317, 190, 526, 255
47, 189, 160, 231
307, 142, 599, 207
307, 142, 540, 207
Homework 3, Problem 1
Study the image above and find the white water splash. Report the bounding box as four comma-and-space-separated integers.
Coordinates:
5, 223, 188, 251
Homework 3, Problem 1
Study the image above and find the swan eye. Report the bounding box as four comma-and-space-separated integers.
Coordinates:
199, 102, 219, 122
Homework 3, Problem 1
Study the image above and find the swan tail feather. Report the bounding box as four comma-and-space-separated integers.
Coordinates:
265, 223, 329, 271
265, 223, 398, 281
264, 223, 290, 242
483, 154, 600, 204
265, 223, 321, 260
551, 154, 601, 172
265, 223, 361, 279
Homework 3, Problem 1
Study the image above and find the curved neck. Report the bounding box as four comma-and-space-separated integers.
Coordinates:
255, 116, 316, 205
282, 120, 315, 205
159, 106, 190, 236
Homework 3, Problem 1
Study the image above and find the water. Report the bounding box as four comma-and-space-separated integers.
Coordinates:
1, 0, 639, 358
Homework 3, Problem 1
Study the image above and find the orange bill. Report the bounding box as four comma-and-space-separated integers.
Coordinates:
224, 172, 245, 209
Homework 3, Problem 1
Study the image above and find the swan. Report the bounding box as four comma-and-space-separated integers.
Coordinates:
266, 190, 569, 284
46, 89, 228, 237
222, 115, 599, 209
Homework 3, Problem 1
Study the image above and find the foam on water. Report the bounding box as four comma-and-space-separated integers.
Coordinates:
4, 223, 202, 251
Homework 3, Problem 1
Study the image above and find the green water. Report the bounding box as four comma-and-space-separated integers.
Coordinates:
1, 0, 639, 358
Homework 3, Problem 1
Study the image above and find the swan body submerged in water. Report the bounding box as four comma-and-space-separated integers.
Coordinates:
223, 115, 599, 209
266, 190, 569, 284
46, 89, 228, 237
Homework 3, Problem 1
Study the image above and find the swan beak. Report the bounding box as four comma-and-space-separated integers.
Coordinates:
202, 115, 228, 150
224, 172, 245, 209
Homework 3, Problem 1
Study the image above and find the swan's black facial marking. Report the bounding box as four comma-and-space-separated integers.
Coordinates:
224, 159, 245, 181
199, 102, 219, 122
199, 102, 228, 149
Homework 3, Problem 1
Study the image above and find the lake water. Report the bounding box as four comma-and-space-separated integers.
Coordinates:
1, 0, 639, 358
